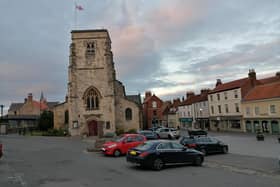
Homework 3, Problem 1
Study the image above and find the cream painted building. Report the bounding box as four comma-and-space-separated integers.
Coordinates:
242, 81, 280, 134
53, 29, 142, 136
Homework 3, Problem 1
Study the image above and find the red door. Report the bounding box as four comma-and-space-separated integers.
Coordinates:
88, 120, 98, 136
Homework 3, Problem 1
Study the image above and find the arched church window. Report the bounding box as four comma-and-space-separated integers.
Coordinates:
84, 88, 100, 110
125, 108, 132, 120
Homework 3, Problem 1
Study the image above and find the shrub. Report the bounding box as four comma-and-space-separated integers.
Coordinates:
126, 128, 137, 134
115, 127, 124, 136
42, 128, 68, 136
103, 132, 116, 138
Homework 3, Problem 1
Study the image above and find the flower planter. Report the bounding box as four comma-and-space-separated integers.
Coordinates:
256, 134, 264, 141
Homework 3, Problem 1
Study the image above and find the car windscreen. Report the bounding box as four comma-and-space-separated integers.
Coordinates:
114, 136, 126, 142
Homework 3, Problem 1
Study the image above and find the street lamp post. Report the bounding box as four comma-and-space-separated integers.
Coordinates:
0, 105, 4, 119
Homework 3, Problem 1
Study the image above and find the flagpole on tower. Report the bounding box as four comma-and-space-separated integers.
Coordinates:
74, 1, 84, 29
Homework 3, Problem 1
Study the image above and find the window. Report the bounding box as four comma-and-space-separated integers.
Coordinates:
246, 107, 250, 115
85, 41, 95, 57
225, 104, 229, 113
235, 103, 240, 113
106, 121, 111, 129
210, 95, 213, 101
230, 120, 241, 129
152, 101, 157, 108
84, 88, 100, 110
217, 94, 220, 101
64, 110, 69, 124
153, 110, 157, 116
255, 107, 259, 115
211, 106, 214, 114
188, 111, 190, 116
125, 108, 132, 120
270, 105, 276, 114
218, 105, 222, 114
234, 90, 238, 98
157, 142, 172, 150
224, 92, 228, 100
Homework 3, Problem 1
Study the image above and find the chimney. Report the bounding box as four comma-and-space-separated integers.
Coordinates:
216, 79, 222, 87
248, 69, 257, 86
27, 93, 33, 102
145, 91, 152, 98
186, 91, 195, 98
276, 72, 280, 78
200, 89, 210, 95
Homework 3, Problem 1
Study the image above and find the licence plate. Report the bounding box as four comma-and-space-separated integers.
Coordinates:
130, 151, 137, 155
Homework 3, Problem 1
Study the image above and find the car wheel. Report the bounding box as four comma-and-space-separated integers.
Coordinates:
113, 149, 121, 157
200, 148, 207, 155
153, 158, 164, 170
194, 156, 203, 166
168, 135, 172, 139
222, 146, 228, 154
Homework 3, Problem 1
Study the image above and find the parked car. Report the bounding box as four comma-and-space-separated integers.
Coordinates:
126, 140, 204, 170
138, 130, 158, 140
156, 128, 180, 139
0, 141, 3, 158
180, 136, 228, 155
188, 129, 207, 137
101, 134, 146, 157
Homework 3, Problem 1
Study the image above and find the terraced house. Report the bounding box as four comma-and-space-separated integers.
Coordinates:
242, 79, 280, 134
208, 69, 280, 133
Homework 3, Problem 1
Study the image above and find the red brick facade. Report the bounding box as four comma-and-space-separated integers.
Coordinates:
143, 91, 164, 129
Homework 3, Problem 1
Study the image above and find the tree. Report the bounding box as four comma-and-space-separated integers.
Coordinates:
38, 111, 54, 131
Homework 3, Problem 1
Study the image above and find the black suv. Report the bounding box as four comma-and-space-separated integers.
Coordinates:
180, 136, 228, 155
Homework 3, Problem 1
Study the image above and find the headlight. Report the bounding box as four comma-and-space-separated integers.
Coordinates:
108, 144, 117, 148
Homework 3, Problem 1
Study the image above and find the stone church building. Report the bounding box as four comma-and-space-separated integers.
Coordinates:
53, 29, 142, 136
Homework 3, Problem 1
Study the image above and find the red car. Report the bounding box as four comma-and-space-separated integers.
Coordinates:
101, 134, 146, 157
0, 141, 3, 158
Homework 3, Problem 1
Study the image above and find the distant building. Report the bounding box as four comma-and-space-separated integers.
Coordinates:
163, 98, 181, 128
53, 29, 142, 136
208, 69, 280, 132
5, 93, 58, 130
242, 81, 280, 134
143, 91, 164, 129
178, 90, 210, 129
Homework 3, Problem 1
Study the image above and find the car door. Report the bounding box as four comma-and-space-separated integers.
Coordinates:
210, 137, 223, 153
122, 136, 136, 154
170, 142, 190, 163
204, 137, 217, 153
156, 142, 175, 163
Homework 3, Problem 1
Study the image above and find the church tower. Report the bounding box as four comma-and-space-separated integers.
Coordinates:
68, 30, 117, 136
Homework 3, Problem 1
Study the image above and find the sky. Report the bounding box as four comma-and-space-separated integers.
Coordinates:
0, 0, 280, 113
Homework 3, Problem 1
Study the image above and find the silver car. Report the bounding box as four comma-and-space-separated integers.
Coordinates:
156, 128, 180, 139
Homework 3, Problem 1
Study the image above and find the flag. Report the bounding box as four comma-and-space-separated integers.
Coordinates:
75, 4, 84, 11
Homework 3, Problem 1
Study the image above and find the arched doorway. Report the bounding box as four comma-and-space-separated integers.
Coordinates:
88, 120, 98, 136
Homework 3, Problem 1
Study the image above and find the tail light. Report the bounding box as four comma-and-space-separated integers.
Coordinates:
188, 143, 197, 148
139, 152, 149, 158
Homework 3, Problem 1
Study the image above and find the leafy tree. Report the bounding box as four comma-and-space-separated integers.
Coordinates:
38, 111, 54, 131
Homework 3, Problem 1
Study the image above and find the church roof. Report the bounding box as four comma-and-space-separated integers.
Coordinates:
126, 95, 142, 106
